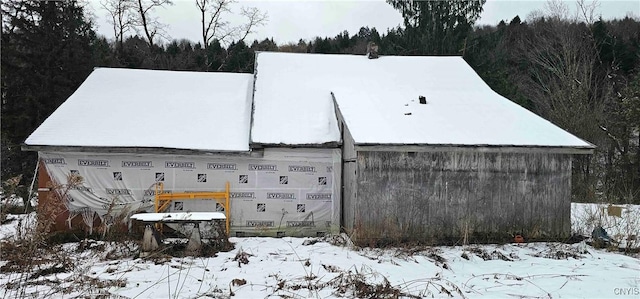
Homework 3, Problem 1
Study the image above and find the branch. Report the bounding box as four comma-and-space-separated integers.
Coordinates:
600, 125, 625, 155
576, 0, 600, 25
236, 6, 267, 43
133, 0, 172, 47
198, 0, 231, 47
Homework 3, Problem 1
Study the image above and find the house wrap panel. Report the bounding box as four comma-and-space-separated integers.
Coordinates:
39, 149, 341, 236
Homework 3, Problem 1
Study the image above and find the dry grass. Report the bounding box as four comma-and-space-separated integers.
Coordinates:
0, 173, 136, 298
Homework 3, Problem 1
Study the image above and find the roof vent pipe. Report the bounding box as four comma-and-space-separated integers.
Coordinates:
367, 42, 379, 59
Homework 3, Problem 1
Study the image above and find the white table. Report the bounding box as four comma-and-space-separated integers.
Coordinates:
130, 212, 227, 256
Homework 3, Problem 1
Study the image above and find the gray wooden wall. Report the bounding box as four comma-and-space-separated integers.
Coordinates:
346, 150, 573, 245
341, 124, 357, 233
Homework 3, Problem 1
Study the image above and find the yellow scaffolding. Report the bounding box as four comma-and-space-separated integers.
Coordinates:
154, 182, 231, 234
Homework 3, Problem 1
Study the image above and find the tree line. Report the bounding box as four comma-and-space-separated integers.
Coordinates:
1, 0, 639, 203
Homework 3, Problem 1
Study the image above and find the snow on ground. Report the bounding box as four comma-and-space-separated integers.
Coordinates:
0, 194, 24, 207
1, 205, 639, 298
572, 202, 640, 249
0, 212, 35, 239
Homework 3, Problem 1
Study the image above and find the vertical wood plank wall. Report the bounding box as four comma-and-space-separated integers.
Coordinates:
341, 124, 357, 233
349, 151, 572, 245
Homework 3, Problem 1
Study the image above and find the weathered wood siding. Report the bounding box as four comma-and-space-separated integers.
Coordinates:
351, 151, 572, 244
341, 124, 357, 232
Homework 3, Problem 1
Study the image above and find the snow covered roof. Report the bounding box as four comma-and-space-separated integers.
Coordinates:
251, 52, 593, 149
26, 54, 593, 152
251, 53, 341, 146
25, 68, 254, 152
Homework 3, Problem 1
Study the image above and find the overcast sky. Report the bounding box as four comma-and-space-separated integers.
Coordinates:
87, 0, 639, 45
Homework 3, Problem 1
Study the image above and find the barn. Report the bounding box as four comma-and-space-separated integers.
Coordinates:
252, 52, 594, 244
24, 52, 594, 243
23, 67, 341, 237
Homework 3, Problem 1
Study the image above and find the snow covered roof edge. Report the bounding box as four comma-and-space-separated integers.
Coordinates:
320, 53, 595, 150
24, 68, 255, 152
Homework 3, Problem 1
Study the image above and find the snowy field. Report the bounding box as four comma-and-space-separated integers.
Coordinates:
1, 203, 638, 298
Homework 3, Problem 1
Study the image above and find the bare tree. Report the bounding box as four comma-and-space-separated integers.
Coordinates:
196, 0, 231, 49
236, 6, 268, 43
132, 0, 172, 47
520, 1, 609, 201
543, 0, 571, 21
524, 21, 605, 142
101, 0, 135, 54
576, 0, 600, 25
195, 0, 267, 69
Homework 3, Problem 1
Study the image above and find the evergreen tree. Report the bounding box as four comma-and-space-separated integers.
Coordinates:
223, 40, 253, 72
1, 0, 97, 184
387, 0, 486, 55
